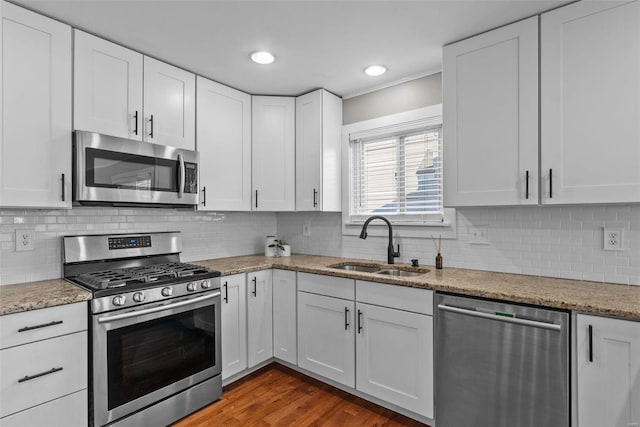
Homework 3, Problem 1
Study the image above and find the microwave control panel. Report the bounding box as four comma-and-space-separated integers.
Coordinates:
184, 162, 198, 194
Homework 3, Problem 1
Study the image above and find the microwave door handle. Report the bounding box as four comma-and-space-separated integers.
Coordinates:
177, 153, 185, 199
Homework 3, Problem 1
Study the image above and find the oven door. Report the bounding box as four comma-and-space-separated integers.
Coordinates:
74, 130, 199, 206
92, 291, 221, 427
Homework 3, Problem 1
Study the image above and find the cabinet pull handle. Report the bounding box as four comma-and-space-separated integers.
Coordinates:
255, 190, 258, 209
252, 277, 257, 297
344, 307, 350, 330
313, 189, 318, 208
18, 367, 63, 383
357, 310, 363, 334
202, 186, 207, 207
525, 170, 529, 200
549, 168, 553, 198
588, 324, 593, 362
61, 173, 65, 202
133, 110, 139, 135
18, 320, 63, 333
149, 114, 154, 139
223, 281, 228, 303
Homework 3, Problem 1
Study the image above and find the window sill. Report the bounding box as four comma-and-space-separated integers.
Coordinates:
342, 209, 457, 239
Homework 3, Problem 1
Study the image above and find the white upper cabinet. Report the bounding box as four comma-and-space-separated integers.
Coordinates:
143, 56, 195, 150
251, 96, 295, 211
74, 31, 195, 149
74, 30, 143, 141
541, 0, 640, 204
443, 16, 539, 207
1, 2, 72, 208
196, 77, 252, 211
295, 89, 342, 211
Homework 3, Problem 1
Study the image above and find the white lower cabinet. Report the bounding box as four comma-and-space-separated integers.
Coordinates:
297, 291, 355, 387
247, 270, 273, 367
221, 273, 247, 380
272, 269, 297, 364
0, 302, 87, 426
576, 314, 640, 427
355, 302, 433, 418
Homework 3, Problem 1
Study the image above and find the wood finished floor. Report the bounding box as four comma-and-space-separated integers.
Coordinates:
173, 363, 430, 427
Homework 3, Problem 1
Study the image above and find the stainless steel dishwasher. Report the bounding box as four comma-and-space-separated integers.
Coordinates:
435, 293, 569, 427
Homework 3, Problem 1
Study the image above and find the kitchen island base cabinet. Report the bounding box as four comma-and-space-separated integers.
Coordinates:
247, 270, 273, 367
221, 273, 248, 380
273, 269, 297, 365
297, 291, 355, 388
576, 314, 640, 427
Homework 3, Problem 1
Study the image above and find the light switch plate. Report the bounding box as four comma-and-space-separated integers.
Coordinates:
302, 222, 311, 237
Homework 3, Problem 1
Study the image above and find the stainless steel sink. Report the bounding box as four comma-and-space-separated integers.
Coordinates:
375, 269, 427, 277
328, 263, 429, 276
327, 263, 381, 273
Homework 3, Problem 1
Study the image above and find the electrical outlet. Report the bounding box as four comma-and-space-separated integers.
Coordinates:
603, 228, 623, 251
468, 226, 490, 245
302, 222, 311, 237
15, 230, 34, 252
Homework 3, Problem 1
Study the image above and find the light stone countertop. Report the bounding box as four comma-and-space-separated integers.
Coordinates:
1, 254, 638, 321
195, 254, 640, 321
0, 279, 92, 316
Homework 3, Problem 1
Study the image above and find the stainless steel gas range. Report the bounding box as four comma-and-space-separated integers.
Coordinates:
63, 232, 222, 427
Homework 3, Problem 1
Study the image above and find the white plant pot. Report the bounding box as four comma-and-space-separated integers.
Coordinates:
281, 245, 291, 257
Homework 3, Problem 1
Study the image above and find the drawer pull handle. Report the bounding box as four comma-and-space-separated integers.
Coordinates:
18, 320, 63, 333
18, 367, 63, 383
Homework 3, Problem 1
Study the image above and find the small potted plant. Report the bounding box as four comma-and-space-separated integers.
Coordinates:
268, 239, 291, 257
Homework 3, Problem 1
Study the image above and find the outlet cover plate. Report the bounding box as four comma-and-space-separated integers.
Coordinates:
603, 228, 623, 251
15, 230, 34, 252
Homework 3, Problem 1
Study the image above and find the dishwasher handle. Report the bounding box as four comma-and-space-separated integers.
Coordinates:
437, 304, 562, 331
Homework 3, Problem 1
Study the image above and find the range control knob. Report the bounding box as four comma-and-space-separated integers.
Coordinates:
187, 282, 197, 292
161, 287, 173, 297
112, 295, 126, 307
201, 279, 212, 289
132, 292, 145, 303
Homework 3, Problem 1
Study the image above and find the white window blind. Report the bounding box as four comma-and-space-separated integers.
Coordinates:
350, 124, 443, 223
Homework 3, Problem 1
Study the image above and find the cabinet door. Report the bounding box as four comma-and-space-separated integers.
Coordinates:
0, 3, 71, 208
295, 89, 343, 212
143, 56, 195, 149
221, 273, 247, 380
196, 77, 251, 211
297, 291, 355, 387
73, 30, 143, 140
576, 314, 640, 427
272, 269, 297, 364
356, 302, 433, 418
247, 270, 273, 367
443, 16, 538, 207
541, 1, 640, 204
251, 96, 295, 211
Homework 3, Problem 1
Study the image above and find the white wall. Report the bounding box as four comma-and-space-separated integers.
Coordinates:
277, 206, 640, 286
0, 208, 276, 285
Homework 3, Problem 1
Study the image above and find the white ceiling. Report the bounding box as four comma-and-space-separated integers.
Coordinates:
12, 0, 570, 98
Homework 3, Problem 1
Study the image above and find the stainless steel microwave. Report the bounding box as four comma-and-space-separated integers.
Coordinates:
73, 131, 199, 207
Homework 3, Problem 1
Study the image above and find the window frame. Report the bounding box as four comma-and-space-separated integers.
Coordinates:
341, 105, 456, 239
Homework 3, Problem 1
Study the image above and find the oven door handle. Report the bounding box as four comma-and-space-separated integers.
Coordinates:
97, 292, 220, 324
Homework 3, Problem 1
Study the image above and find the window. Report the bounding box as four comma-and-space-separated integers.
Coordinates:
349, 125, 443, 222
349, 123, 443, 224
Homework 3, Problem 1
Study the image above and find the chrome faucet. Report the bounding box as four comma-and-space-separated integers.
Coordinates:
359, 215, 400, 264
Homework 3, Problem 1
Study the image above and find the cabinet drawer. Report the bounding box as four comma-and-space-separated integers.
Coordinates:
356, 280, 433, 315
0, 389, 87, 427
0, 302, 87, 349
298, 272, 354, 300
0, 331, 87, 418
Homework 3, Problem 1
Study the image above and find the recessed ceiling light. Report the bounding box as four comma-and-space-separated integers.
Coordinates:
250, 51, 275, 65
364, 65, 387, 76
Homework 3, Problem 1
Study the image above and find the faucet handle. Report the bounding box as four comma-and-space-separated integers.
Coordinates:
394, 244, 401, 257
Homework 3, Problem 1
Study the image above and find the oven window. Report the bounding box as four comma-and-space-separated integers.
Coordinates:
107, 305, 216, 410
86, 148, 178, 192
